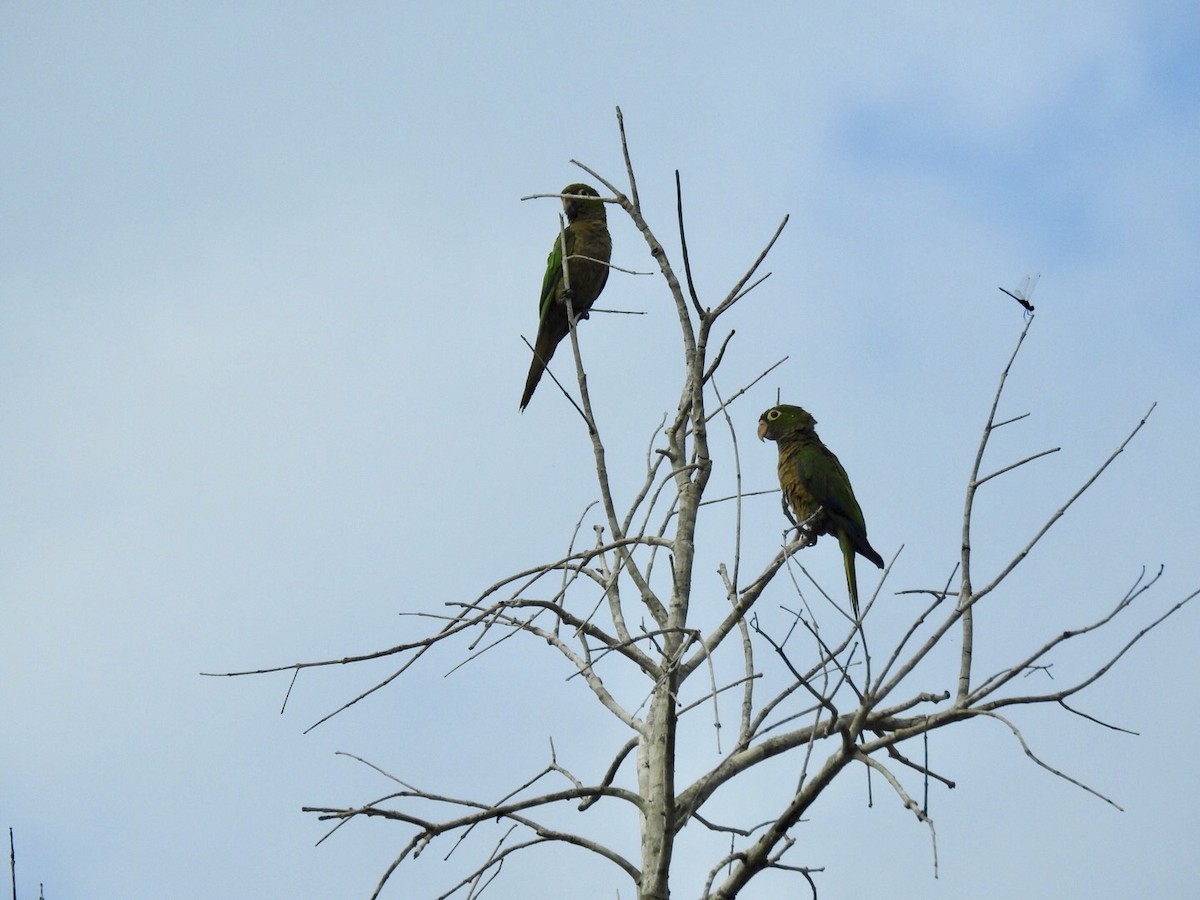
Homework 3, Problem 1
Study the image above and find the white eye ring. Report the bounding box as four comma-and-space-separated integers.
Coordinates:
767, 409, 781, 420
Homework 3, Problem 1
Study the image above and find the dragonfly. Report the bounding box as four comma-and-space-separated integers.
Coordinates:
999, 272, 1039, 312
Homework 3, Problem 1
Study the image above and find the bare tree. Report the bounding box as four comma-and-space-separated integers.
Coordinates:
209, 109, 1196, 900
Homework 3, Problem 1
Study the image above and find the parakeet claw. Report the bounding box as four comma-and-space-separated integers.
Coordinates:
794, 526, 819, 548
560, 288, 591, 322
779, 495, 796, 526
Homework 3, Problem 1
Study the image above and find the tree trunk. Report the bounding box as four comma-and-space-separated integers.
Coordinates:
638, 667, 677, 900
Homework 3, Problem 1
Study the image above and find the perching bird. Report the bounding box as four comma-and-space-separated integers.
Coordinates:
519, 183, 612, 411
758, 404, 884, 615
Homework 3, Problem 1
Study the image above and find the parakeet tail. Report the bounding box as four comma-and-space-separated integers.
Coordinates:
518, 336, 557, 411
840, 533, 861, 617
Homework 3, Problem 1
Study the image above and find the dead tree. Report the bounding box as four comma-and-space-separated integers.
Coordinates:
209, 109, 1196, 900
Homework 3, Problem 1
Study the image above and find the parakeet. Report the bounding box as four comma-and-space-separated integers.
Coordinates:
758, 404, 884, 615
519, 183, 612, 411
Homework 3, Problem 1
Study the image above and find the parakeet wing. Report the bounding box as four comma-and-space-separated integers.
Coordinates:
792, 445, 868, 535
537, 227, 574, 325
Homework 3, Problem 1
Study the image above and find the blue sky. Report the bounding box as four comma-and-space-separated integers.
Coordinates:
2, 3, 1198, 898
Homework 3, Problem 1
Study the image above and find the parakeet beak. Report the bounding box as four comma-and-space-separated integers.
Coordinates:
756, 419, 767, 441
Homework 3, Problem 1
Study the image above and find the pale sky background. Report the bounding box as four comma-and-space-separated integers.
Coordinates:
3, 2, 1198, 899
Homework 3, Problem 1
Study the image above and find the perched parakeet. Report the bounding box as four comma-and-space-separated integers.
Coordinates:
758, 404, 884, 615
519, 183, 612, 411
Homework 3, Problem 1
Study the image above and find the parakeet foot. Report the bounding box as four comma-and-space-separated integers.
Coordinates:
560, 288, 591, 322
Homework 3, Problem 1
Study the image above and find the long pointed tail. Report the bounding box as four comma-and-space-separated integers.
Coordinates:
518, 336, 557, 411
519, 358, 546, 411
840, 533, 860, 617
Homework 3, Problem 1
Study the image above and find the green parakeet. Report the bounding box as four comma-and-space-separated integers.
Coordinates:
758, 404, 884, 615
519, 183, 612, 411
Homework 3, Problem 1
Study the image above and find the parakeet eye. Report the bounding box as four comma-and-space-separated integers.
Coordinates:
767, 409, 781, 421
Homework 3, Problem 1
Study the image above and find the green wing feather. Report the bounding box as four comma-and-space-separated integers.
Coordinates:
791, 442, 879, 565
537, 227, 572, 327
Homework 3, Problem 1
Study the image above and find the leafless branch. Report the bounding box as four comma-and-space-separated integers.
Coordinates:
972, 401, 1157, 605
856, 750, 939, 875
969, 709, 1123, 810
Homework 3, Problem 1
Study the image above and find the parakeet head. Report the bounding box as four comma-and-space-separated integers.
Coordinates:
757, 404, 817, 441
561, 183, 606, 221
